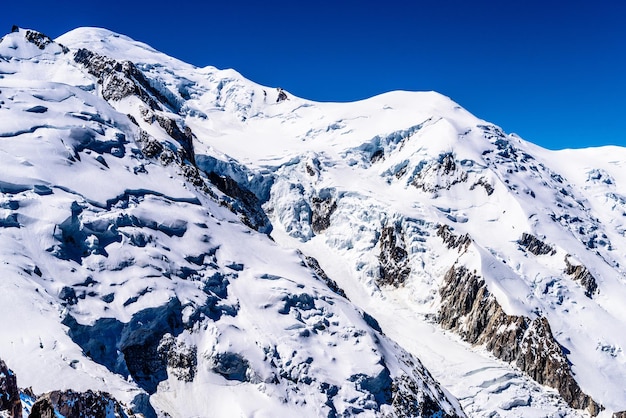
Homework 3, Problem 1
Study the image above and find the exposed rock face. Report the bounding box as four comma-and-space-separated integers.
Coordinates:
134, 128, 207, 193
302, 254, 347, 298
0, 358, 21, 418
276, 88, 288, 102
73, 48, 172, 111
518, 232, 556, 256
436, 224, 471, 251
469, 177, 494, 196
439, 265, 524, 361
310, 191, 337, 234
565, 255, 599, 298
154, 114, 195, 164
24, 30, 66, 52
378, 221, 410, 286
390, 374, 462, 418
73, 48, 197, 165
518, 317, 600, 414
207, 171, 272, 233
73, 48, 210, 205
28, 397, 55, 418
30, 390, 135, 418
136, 129, 163, 158
1, 358, 137, 418
439, 264, 601, 415
412, 153, 469, 193
157, 334, 198, 382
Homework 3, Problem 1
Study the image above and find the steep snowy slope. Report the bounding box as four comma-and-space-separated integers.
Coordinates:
55, 26, 626, 415
2, 25, 626, 417
0, 28, 465, 417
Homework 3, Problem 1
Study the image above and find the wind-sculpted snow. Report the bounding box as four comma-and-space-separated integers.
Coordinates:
3, 24, 626, 417
0, 27, 466, 418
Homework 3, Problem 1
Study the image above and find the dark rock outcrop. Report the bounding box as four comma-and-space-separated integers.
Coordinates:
378, 221, 410, 286
517, 317, 600, 413
0, 358, 21, 417
412, 153, 469, 193
439, 265, 530, 364
469, 177, 494, 196
28, 397, 55, 418
73, 48, 173, 111
73, 47, 199, 172
137, 129, 164, 158
564, 255, 599, 298
75, 45, 282, 236
207, 171, 271, 233
276, 88, 288, 103
157, 334, 198, 382
30, 390, 135, 418
1, 358, 137, 418
518, 232, 556, 256
437, 207, 599, 413
154, 115, 195, 164
310, 190, 337, 234
438, 264, 601, 415
436, 224, 471, 252
384, 348, 465, 418
23, 29, 67, 52
302, 254, 347, 298
390, 374, 463, 418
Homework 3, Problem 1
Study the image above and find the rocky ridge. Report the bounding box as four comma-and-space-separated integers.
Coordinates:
437, 227, 601, 415
0, 27, 466, 418
0, 358, 136, 418
2, 24, 626, 416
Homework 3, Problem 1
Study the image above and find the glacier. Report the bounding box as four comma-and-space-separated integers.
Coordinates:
0, 26, 625, 417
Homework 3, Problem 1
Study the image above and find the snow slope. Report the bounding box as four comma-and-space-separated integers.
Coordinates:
0, 27, 464, 418
1, 25, 626, 417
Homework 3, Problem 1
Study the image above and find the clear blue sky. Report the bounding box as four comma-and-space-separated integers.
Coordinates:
2, 0, 624, 149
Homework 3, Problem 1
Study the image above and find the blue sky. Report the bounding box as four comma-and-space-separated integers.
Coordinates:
2, 0, 624, 149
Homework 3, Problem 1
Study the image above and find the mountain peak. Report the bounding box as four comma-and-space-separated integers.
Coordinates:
1, 25, 626, 417
59, 26, 133, 42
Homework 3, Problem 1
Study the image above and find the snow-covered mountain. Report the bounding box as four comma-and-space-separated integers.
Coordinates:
0, 26, 625, 417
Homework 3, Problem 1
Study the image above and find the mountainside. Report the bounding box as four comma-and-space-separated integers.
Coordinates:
0, 26, 625, 417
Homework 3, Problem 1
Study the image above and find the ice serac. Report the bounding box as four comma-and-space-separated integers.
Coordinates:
3, 24, 626, 416
0, 27, 465, 418
249, 86, 626, 414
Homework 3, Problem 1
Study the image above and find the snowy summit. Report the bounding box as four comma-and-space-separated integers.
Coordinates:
0, 26, 625, 418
